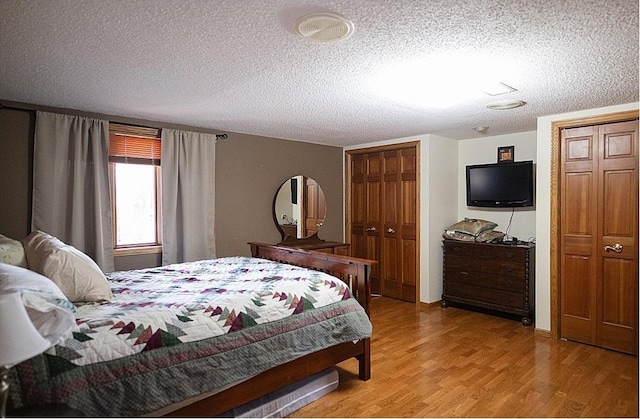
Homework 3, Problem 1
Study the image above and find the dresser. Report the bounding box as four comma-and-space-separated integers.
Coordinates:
442, 240, 535, 325
283, 241, 350, 256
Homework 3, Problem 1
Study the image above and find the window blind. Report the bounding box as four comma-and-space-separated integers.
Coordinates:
109, 133, 161, 165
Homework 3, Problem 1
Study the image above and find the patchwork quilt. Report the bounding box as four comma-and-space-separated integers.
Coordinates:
9, 257, 372, 417
56, 256, 353, 366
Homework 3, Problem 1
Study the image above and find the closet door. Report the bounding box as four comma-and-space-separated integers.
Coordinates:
382, 150, 401, 298
381, 148, 417, 301
350, 152, 382, 295
350, 154, 366, 259
365, 153, 383, 295
348, 145, 417, 302
560, 120, 638, 355
399, 148, 417, 301
597, 121, 638, 354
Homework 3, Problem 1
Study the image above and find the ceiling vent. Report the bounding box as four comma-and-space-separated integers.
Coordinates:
486, 99, 527, 110
294, 13, 354, 42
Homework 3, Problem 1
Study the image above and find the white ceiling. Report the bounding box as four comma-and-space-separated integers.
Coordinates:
1, 0, 638, 147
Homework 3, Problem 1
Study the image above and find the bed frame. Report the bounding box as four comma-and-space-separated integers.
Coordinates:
166, 243, 374, 417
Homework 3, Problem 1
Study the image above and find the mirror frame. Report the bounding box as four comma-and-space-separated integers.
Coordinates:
273, 175, 326, 246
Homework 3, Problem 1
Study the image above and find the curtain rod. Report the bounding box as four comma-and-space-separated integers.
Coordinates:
0, 103, 229, 140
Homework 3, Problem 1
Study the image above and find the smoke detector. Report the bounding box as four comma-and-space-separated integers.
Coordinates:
294, 13, 354, 42
486, 99, 527, 110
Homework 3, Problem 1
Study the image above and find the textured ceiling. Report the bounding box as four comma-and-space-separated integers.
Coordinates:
0, 0, 638, 147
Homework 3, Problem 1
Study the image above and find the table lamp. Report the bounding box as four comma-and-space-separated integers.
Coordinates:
0, 292, 51, 418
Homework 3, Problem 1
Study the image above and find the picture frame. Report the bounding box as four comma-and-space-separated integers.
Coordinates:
497, 145, 514, 163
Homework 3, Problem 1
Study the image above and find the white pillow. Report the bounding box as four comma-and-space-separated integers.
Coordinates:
0, 262, 76, 346
22, 231, 113, 302
0, 234, 28, 267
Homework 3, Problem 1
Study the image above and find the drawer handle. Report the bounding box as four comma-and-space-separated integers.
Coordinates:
453, 247, 461, 253
387, 227, 396, 234
505, 252, 514, 258
366, 227, 377, 232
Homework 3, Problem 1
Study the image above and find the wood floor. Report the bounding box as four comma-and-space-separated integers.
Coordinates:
290, 297, 638, 418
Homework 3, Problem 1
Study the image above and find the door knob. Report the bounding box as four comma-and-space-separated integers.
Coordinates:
604, 243, 623, 253
387, 228, 395, 234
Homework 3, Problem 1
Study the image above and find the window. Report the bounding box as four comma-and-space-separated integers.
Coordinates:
108, 124, 162, 253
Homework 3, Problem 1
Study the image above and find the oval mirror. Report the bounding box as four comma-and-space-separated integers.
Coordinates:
273, 175, 326, 243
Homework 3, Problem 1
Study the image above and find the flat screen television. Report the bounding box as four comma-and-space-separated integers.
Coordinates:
466, 160, 534, 208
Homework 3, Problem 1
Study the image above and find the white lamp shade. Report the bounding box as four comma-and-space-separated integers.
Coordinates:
0, 292, 51, 367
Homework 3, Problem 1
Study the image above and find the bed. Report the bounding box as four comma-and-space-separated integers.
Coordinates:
4, 241, 373, 417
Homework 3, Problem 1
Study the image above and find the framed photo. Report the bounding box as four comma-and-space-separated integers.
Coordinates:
497, 146, 514, 163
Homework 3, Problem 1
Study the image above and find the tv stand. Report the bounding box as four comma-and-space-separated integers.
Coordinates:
441, 240, 535, 325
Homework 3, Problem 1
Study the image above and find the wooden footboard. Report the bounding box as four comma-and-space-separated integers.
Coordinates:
250, 243, 374, 379
167, 243, 374, 417
249, 242, 373, 316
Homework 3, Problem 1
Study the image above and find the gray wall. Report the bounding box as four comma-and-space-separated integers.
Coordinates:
0, 105, 344, 268
0, 108, 34, 240
215, 133, 344, 257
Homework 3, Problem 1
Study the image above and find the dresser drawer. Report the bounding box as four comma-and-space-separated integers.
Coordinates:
444, 241, 527, 262
443, 282, 526, 310
444, 254, 526, 277
444, 268, 525, 293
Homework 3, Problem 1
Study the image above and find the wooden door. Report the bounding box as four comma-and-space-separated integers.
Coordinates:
399, 148, 417, 301
348, 145, 417, 302
381, 148, 417, 301
304, 177, 325, 237
597, 121, 638, 353
350, 154, 366, 260
382, 151, 401, 298
560, 120, 638, 355
350, 152, 382, 295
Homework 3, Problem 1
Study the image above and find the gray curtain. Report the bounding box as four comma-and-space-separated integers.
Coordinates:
161, 128, 216, 264
32, 111, 114, 272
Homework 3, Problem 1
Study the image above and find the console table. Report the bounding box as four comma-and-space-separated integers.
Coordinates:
441, 239, 535, 325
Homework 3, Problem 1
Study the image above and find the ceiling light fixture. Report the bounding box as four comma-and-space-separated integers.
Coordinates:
473, 126, 489, 133
294, 13, 354, 42
486, 99, 526, 110
481, 82, 517, 96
